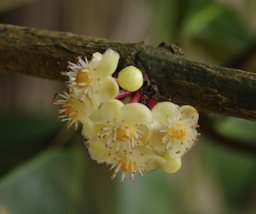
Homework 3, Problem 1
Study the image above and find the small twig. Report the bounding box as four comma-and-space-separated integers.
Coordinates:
0, 24, 256, 120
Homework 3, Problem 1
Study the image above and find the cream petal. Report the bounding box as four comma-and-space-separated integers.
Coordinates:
93, 77, 119, 108
134, 145, 153, 154
168, 143, 186, 159
130, 146, 163, 171
151, 130, 167, 153
94, 49, 120, 77
144, 155, 166, 171
152, 102, 179, 127
158, 153, 181, 173
81, 120, 96, 139
75, 97, 94, 119
90, 99, 123, 122
87, 141, 111, 163
137, 125, 151, 143
179, 105, 199, 125
189, 128, 198, 140
121, 103, 152, 125
90, 52, 102, 69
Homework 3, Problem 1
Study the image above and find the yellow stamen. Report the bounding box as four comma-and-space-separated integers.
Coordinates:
120, 158, 138, 173
76, 70, 91, 87
64, 100, 76, 118
169, 122, 188, 142
116, 126, 135, 141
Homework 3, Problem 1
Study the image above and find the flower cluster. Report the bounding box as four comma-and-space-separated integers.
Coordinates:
54, 48, 199, 182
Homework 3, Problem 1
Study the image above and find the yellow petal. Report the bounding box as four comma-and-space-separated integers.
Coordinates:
152, 102, 179, 126
76, 97, 94, 118
179, 105, 199, 125
81, 120, 96, 139
87, 141, 111, 163
158, 152, 181, 173
93, 77, 119, 108
144, 155, 166, 171
90, 52, 102, 69
90, 99, 123, 122
94, 49, 120, 77
121, 103, 152, 125
151, 130, 166, 153
130, 146, 164, 172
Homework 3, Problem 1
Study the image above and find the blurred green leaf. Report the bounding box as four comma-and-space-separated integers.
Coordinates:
148, 0, 177, 43
182, 2, 254, 62
0, 113, 61, 175
183, 3, 222, 36
215, 118, 256, 143
201, 140, 256, 212
0, 113, 59, 147
118, 171, 185, 214
0, 112, 119, 214
0, 147, 87, 214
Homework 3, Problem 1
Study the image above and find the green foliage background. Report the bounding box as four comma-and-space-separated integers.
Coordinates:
0, 0, 256, 213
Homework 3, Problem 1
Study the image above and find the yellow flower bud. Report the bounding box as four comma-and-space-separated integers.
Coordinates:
118, 66, 143, 92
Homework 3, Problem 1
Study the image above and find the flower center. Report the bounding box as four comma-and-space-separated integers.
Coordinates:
169, 122, 188, 142
76, 70, 91, 88
64, 99, 76, 117
120, 158, 138, 173
116, 126, 134, 141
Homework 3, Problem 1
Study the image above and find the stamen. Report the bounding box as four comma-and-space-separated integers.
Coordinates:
78, 57, 87, 67
116, 143, 120, 151
134, 131, 139, 139
115, 163, 121, 173
110, 163, 117, 171
121, 173, 126, 182
138, 167, 144, 176
111, 163, 121, 180
102, 127, 111, 131
162, 134, 169, 144
111, 173, 117, 180
128, 142, 132, 151
126, 160, 129, 170
130, 173, 135, 182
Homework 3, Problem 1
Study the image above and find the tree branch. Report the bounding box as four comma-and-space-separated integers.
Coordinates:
0, 24, 256, 120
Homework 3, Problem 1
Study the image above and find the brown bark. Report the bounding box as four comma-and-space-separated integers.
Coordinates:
0, 24, 256, 120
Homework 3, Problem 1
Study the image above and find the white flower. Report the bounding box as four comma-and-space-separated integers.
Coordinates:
54, 48, 201, 181
84, 99, 152, 151
151, 102, 199, 158
54, 91, 92, 129
63, 48, 120, 108
87, 140, 164, 182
